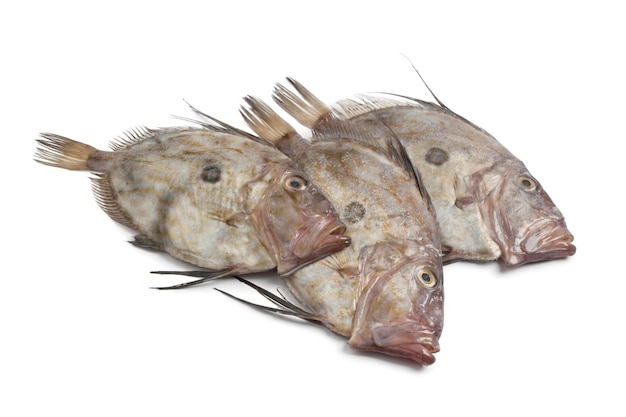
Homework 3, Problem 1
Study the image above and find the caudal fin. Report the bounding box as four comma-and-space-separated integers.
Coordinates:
239, 96, 296, 145
34, 133, 97, 171
272, 78, 332, 128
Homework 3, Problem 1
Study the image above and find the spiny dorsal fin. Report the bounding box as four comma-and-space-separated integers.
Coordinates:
239, 96, 296, 145
332, 94, 429, 120
109, 126, 157, 151
176, 100, 277, 148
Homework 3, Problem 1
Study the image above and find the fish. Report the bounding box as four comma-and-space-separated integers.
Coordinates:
34, 124, 350, 286
271, 77, 576, 266
234, 95, 444, 366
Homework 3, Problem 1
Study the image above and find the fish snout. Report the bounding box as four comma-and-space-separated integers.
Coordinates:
348, 325, 440, 366
507, 219, 576, 266
278, 212, 350, 275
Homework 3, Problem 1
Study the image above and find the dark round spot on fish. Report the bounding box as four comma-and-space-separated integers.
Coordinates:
201, 163, 222, 183
343, 201, 366, 224
425, 147, 449, 166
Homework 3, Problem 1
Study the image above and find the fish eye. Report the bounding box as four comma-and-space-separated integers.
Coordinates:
284, 175, 308, 191
417, 269, 437, 288
518, 176, 537, 191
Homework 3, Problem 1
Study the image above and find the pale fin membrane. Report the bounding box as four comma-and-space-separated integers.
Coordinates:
34, 133, 97, 171
240, 96, 296, 144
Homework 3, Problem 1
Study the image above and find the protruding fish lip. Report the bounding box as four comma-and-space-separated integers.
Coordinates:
276, 215, 350, 276
349, 329, 440, 366
504, 219, 576, 266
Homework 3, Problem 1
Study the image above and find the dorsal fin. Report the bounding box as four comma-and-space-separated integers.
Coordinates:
239, 96, 297, 145
175, 100, 277, 148
332, 94, 430, 120
401, 56, 451, 110
109, 126, 157, 151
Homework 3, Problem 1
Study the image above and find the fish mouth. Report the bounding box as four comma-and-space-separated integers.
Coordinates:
278, 215, 350, 275
505, 219, 576, 266
349, 327, 440, 366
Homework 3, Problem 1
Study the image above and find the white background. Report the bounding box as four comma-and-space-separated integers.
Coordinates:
2, 1, 624, 416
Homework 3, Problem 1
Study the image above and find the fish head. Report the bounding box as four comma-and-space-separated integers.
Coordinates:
250, 165, 351, 275
471, 162, 576, 266
348, 240, 444, 366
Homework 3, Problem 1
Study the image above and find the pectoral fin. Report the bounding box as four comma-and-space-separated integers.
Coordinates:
129, 235, 164, 251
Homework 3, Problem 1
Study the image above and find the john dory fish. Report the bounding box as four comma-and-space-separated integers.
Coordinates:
34, 125, 350, 283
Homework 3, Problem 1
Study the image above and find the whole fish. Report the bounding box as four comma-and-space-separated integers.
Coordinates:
272, 78, 576, 266
236, 96, 444, 365
34, 125, 350, 284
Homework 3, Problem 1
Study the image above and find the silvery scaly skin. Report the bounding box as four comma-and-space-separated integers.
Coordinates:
239, 96, 444, 366
273, 78, 576, 266
34, 126, 350, 284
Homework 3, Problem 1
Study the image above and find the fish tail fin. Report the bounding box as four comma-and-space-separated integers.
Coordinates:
240, 96, 296, 145
34, 133, 98, 171
272, 77, 331, 128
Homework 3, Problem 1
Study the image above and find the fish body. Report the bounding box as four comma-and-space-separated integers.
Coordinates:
273, 78, 575, 266
240, 96, 443, 365
34, 126, 350, 277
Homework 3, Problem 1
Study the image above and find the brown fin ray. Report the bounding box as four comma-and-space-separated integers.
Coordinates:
90, 173, 137, 230
239, 96, 296, 145
109, 126, 156, 151
215, 276, 324, 325
272, 78, 332, 128
129, 234, 164, 251
176, 99, 277, 148
34, 133, 97, 171
150, 268, 239, 290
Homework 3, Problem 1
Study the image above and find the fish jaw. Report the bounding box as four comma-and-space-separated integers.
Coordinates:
504, 218, 576, 266
281, 211, 351, 275
349, 324, 440, 365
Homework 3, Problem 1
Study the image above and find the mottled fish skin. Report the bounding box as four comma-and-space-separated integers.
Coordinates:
273, 78, 576, 267
34, 126, 350, 277
241, 96, 444, 366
